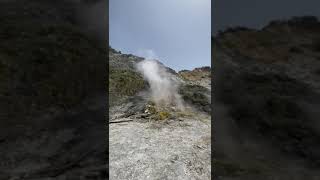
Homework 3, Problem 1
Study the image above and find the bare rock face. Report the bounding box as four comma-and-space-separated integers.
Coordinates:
213, 16, 320, 179
109, 48, 212, 179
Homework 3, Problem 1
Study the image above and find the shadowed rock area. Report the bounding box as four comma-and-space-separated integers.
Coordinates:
213, 16, 320, 179
0, 0, 107, 179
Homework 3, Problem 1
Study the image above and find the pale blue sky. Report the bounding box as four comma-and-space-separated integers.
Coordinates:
109, 0, 211, 71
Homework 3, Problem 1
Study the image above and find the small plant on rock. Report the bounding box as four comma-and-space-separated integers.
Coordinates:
157, 111, 170, 120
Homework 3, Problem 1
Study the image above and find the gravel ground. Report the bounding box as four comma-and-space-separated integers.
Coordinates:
109, 110, 211, 180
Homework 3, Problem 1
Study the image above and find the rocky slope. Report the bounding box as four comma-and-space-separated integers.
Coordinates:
109, 47, 212, 179
213, 16, 320, 179
179, 66, 211, 90
0, 1, 107, 179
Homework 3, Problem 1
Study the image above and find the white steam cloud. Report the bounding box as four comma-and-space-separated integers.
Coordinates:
136, 49, 159, 60
136, 59, 185, 110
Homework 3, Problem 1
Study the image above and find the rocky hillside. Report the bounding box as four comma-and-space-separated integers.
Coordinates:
213, 16, 320, 179
0, 1, 107, 179
179, 66, 211, 89
108, 46, 145, 106
109, 47, 212, 179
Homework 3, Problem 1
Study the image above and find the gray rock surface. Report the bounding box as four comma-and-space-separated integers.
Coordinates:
109, 116, 211, 180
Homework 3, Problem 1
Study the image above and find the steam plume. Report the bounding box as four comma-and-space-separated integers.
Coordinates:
136, 59, 184, 110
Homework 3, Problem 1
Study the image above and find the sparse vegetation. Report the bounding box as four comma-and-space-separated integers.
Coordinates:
109, 69, 146, 97
158, 111, 170, 120
109, 68, 146, 107
144, 102, 172, 120
179, 84, 211, 113
179, 67, 211, 82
